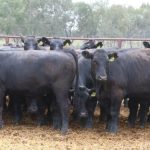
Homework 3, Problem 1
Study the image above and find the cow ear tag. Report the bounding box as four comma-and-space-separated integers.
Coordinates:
108, 52, 118, 62
109, 57, 115, 62
38, 41, 43, 46
91, 92, 96, 97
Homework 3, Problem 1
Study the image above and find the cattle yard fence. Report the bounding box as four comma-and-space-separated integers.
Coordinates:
0, 35, 150, 48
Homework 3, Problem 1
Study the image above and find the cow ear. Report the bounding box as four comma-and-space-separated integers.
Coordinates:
37, 38, 44, 46
82, 51, 93, 59
63, 39, 72, 46
87, 88, 96, 95
20, 36, 25, 43
40, 37, 50, 46
108, 52, 118, 62
143, 41, 150, 48
96, 41, 103, 48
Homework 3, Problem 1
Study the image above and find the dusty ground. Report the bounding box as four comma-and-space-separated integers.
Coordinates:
0, 106, 149, 150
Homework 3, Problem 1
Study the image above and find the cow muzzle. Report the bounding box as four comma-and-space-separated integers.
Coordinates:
28, 105, 38, 114
96, 75, 107, 81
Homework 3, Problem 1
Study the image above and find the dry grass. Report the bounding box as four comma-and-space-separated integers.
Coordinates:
0, 106, 149, 150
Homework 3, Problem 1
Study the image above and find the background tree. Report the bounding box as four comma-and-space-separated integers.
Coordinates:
0, 0, 150, 38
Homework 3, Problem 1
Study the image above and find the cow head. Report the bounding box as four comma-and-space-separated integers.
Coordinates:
38, 37, 72, 50
74, 86, 95, 118
80, 40, 103, 50
21, 36, 41, 50
82, 49, 118, 82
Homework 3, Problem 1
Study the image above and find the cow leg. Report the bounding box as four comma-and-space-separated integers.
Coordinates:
106, 89, 123, 133
139, 101, 149, 128
55, 91, 69, 134
99, 104, 107, 122
0, 88, 5, 128
148, 114, 150, 123
45, 95, 53, 124
52, 99, 61, 129
85, 98, 97, 128
46, 106, 52, 124
3, 96, 7, 113
128, 99, 138, 128
108, 100, 122, 133
85, 112, 93, 128
36, 97, 48, 126
12, 96, 22, 125
99, 97, 110, 123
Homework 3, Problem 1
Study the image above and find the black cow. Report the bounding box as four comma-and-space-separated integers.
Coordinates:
1, 38, 42, 123
128, 98, 149, 128
0, 49, 78, 133
20, 36, 72, 126
38, 37, 72, 50
6, 36, 42, 124
137, 101, 150, 125
74, 48, 120, 126
82, 48, 150, 133
72, 53, 96, 128
80, 40, 103, 50
74, 48, 119, 128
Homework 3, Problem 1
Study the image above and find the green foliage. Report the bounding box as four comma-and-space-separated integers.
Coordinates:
0, 0, 150, 37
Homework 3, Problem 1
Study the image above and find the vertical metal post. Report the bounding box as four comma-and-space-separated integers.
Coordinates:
5, 37, 9, 45
117, 40, 122, 48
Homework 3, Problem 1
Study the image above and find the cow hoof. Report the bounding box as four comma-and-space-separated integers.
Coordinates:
15, 122, 19, 126
61, 129, 68, 135
36, 122, 41, 127
147, 115, 150, 123
36, 119, 48, 126
140, 125, 145, 129
13, 117, 21, 125
53, 125, 61, 130
53, 121, 61, 130
13, 120, 20, 125
107, 124, 118, 134
85, 123, 93, 129
108, 129, 117, 134
0, 124, 4, 128
0, 121, 4, 128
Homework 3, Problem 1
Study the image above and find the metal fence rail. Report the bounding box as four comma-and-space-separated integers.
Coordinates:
0, 35, 150, 48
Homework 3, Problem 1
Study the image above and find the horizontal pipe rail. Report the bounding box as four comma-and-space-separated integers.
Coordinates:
0, 35, 149, 48
0, 35, 150, 41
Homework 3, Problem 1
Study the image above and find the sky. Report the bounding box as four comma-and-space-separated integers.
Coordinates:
72, 0, 150, 8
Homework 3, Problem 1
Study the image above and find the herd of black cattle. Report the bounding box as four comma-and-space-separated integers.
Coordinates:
0, 36, 150, 134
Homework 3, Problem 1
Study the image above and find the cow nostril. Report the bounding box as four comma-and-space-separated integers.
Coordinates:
28, 107, 38, 113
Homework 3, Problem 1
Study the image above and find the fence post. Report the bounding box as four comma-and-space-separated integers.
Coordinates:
5, 37, 9, 45
117, 40, 122, 48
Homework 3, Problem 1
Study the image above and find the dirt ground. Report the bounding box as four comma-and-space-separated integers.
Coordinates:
0, 106, 149, 150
